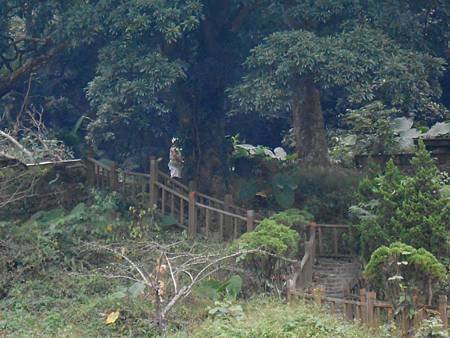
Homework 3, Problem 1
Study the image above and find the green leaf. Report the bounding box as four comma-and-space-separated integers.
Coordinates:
224, 275, 242, 300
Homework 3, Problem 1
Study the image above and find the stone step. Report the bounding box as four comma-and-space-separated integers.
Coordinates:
310, 257, 362, 299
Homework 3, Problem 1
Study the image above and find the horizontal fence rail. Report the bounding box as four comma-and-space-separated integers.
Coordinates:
85, 157, 257, 241
288, 286, 448, 330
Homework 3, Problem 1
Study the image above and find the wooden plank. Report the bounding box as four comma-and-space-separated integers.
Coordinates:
188, 191, 197, 238
196, 202, 247, 220
333, 228, 338, 255
367, 291, 376, 327
318, 226, 323, 255
246, 210, 255, 232
205, 208, 210, 238
439, 295, 448, 330
155, 182, 189, 200
161, 188, 166, 214
180, 198, 184, 226
219, 213, 224, 240
359, 289, 367, 323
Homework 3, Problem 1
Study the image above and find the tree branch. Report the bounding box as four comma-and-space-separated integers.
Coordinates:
0, 130, 33, 159
0, 43, 66, 99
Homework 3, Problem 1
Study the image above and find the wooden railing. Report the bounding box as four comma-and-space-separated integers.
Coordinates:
85, 157, 256, 240
287, 224, 317, 298
288, 286, 449, 331
315, 223, 352, 257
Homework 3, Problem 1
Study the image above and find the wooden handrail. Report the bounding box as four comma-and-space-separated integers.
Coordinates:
196, 202, 247, 221
26, 158, 83, 166
121, 170, 150, 178
155, 181, 189, 201
86, 157, 111, 170
157, 170, 190, 191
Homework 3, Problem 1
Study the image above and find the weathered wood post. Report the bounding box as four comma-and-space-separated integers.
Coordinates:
366, 291, 376, 327
359, 288, 367, 323
84, 148, 95, 187
246, 210, 255, 232
439, 295, 448, 330
333, 227, 338, 255
149, 157, 158, 209
110, 161, 118, 191
286, 278, 296, 304
313, 285, 325, 305
188, 191, 197, 238
224, 194, 233, 237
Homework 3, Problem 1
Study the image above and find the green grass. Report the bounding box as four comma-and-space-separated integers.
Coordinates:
174, 297, 387, 338
1, 269, 389, 338
0, 270, 158, 337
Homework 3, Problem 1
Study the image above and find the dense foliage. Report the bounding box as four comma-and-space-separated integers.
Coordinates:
1, 1, 449, 178
189, 298, 384, 338
365, 242, 446, 326
231, 210, 306, 289
351, 142, 450, 260
1, 1, 450, 336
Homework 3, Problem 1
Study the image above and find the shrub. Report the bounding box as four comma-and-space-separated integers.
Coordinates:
234, 219, 299, 257
0, 190, 124, 297
293, 166, 360, 222
269, 208, 312, 230
231, 213, 301, 290
365, 242, 446, 311
186, 298, 382, 338
351, 141, 449, 261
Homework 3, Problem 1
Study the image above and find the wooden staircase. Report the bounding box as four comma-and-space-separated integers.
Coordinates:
85, 157, 258, 241
312, 257, 362, 299
287, 223, 361, 301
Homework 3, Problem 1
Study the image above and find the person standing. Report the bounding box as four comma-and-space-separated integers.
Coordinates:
168, 138, 183, 178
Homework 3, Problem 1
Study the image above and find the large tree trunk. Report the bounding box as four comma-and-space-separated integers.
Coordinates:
292, 78, 329, 166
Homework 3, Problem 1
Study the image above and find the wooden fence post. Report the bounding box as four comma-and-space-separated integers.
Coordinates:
359, 288, 367, 323
84, 149, 95, 186
110, 161, 118, 191
286, 278, 295, 304
333, 228, 338, 255
246, 210, 254, 232
366, 291, 376, 328
224, 194, 233, 236
438, 295, 448, 330
313, 285, 325, 305
149, 158, 158, 208
188, 191, 197, 238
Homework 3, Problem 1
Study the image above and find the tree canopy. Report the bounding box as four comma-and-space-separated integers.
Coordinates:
1, 0, 449, 179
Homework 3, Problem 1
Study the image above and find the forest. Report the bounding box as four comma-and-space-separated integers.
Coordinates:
0, 1, 449, 337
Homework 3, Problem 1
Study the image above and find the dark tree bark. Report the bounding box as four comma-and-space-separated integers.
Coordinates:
292, 78, 329, 165
0, 44, 66, 99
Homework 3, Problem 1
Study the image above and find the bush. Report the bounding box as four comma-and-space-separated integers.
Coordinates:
231, 212, 301, 290
0, 190, 124, 298
351, 141, 449, 261
231, 158, 360, 222
186, 298, 383, 338
365, 242, 446, 309
268, 208, 312, 231
233, 219, 300, 257
294, 166, 360, 222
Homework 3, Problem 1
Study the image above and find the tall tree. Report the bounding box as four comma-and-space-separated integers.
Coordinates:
229, 0, 449, 164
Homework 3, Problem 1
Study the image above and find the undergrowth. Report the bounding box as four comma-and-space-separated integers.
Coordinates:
182, 298, 387, 338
